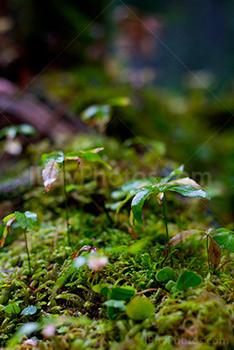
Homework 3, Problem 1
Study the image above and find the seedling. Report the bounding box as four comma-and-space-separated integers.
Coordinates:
114, 165, 210, 243
1, 211, 37, 276
41, 148, 111, 246
81, 97, 130, 132
0, 124, 35, 155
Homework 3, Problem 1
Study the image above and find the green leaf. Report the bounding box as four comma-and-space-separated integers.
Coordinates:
126, 297, 155, 320
176, 269, 202, 291
168, 184, 210, 199
107, 96, 131, 106
161, 165, 184, 185
165, 280, 176, 291
92, 283, 109, 295
81, 105, 111, 121
4, 303, 21, 314
74, 150, 111, 170
41, 151, 64, 165
116, 192, 134, 214
25, 211, 37, 230
3, 213, 15, 224
21, 306, 38, 316
128, 238, 150, 255
122, 178, 154, 192
104, 300, 126, 311
14, 212, 27, 229
131, 187, 153, 224
213, 231, 234, 253
110, 286, 136, 301
156, 267, 175, 282
17, 124, 36, 135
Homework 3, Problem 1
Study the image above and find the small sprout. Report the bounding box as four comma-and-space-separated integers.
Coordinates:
1, 211, 37, 276
4, 302, 22, 315
115, 165, 210, 247
41, 148, 111, 246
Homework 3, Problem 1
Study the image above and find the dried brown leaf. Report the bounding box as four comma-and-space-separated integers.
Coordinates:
42, 160, 59, 193
71, 245, 98, 261
209, 237, 221, 269
168, 229, 202, 246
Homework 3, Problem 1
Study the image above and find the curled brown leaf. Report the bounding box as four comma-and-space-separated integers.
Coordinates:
209, 236, 221, 269
168, 229, 202, 246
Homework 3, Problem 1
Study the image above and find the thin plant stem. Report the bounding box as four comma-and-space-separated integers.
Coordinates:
24, 229, 32, 276
206, 235, 210, 269
162, 195, 169, 243
63, 161, 71, 246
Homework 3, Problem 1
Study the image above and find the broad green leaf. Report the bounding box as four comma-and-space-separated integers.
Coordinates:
42, 159, 60, 193
122, 178, 154, 192
126, 297, 155, 320
110, 286, 136, 301
168, 184, 210, 199
161, 165, 184, 185
41, 151, 64, 165
25, 211, 37, 230
97, 285, 136, 300
176, 269, 202, 291
22, 306, 38, 316
156, 267, 175, 282
14, 212, 27, 229
213, 231, 234, 253
4, 303, 21, 314
131, 187, 153, 224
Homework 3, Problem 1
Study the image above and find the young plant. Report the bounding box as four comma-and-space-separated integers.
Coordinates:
81, 97, 130, 132
41, 148, 111, 246
114, 165, 210, 243
0, 124, 35, 156
0, 211, 37, 275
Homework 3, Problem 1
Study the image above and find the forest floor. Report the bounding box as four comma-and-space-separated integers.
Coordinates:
0, 133, 234, 350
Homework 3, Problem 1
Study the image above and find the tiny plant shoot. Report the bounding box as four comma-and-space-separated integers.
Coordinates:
115, 165, 210, 243
1, 211, 37, 276
41, 148, 111, 246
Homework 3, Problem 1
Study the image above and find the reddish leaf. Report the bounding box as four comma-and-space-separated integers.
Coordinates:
209, 237, 221, 269
0, 217, 16, 248
42, 159, 60, 193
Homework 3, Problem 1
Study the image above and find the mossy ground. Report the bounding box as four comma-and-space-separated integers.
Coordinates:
0, 134, 234, 350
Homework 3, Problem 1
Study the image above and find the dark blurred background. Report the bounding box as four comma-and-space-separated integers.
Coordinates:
0, 0, 234, 223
